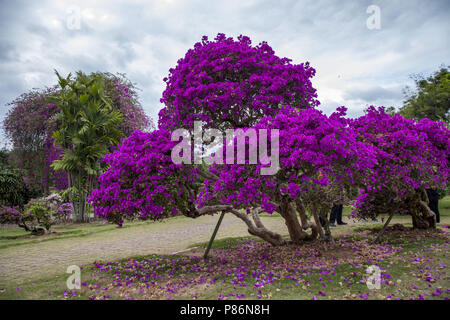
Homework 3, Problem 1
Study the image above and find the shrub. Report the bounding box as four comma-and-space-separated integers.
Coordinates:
0, 193, 73, 234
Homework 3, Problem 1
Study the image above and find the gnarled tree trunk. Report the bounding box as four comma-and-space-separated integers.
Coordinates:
230, 208, 287, 246
278, 200, 310, 243
296, 199, 320, 240
411, 201, 436, 229
411, 191, 436, 229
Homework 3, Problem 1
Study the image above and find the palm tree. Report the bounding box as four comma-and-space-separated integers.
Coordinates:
51, 71, 123, 222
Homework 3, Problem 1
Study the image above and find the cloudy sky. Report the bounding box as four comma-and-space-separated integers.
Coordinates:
0, 0, 449, 139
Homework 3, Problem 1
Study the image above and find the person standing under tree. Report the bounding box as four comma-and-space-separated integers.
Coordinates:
329, 204, 347, 227
426, 188, 440, 224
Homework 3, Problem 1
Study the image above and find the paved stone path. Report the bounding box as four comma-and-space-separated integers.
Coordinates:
0, 214, 288, 285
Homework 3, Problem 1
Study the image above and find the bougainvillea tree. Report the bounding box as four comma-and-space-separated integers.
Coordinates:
198, 106, 377, 243
3, 87, 61, 195
350, 107, 450, 234
2, 73, 151, 196
99, 72, 152, 134
90, 34, 449, 245
158, 33, 319, 131
90, 34, 374, 244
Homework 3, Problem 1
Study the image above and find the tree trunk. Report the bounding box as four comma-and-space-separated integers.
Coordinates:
296, 199, 319, 240
322, 222, 332, 241
411, 200, 436, 229
18, 221, 30, 232
411, 214, 436, 229
31, 225, 50, 235
67, 171, 82, 223
230, 209, 287, 246
278, 201, 309, 243
310, 204, 327, 240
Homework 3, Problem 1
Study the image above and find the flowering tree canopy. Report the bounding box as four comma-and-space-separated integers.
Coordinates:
350, 107, 450, 229
159, 33, 318, 131
3, 87, 61, 194
90, 34, 450, 245
91, 34, 365, 244
89, 129, 201, 226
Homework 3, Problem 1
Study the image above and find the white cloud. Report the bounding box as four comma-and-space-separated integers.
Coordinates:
0, 0, 449, 139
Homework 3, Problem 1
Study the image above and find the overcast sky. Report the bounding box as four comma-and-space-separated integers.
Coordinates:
1, 0, 449, 140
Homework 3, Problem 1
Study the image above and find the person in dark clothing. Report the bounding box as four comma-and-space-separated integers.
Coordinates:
426, 188, 440, 223
329, 204, 347, 227
319, 215, 326, 227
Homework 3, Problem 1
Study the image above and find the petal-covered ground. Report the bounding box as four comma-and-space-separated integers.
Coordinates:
74, 225, 449, 300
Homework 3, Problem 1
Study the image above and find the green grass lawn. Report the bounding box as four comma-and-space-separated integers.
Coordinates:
0, 219, 153, 248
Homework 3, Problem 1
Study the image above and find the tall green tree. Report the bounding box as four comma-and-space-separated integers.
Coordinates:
399, 66, 450, 122
51, 71, 123, 222
0, 147, 32, 208
0, 168, 30, 208
0, 148, 10, 169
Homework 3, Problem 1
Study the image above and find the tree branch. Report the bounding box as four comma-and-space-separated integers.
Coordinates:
229, 208, 286, 246
197, 168, 219, 181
